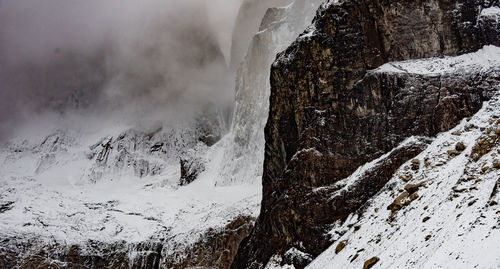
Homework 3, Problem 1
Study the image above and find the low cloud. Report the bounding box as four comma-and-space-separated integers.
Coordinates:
0, 0, 242, 140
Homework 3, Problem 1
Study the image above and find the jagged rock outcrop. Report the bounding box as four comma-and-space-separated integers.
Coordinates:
84, 113, 224, 183
0, 238, 164, 269
232, 0, 500, 268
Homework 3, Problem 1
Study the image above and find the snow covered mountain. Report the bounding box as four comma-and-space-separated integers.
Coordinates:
1, 0, 499, 268
0, 0, 324, 268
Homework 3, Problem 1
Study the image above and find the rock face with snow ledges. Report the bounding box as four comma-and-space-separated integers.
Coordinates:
232, 0, 500, 267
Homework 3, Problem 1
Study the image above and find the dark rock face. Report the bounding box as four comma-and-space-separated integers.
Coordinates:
232, 0, 500, 268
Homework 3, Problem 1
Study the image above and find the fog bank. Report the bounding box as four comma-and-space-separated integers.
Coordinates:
0, 0, 243, 140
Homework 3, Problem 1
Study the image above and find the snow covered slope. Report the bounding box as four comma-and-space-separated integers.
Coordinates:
0, 117, 261, 257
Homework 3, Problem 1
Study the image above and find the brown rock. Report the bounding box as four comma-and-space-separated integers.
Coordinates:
411, 159, 420, 170
350, 253, 359, 263
422, 216, 430, 222
453, 187, 466, 193
455, 142, 466, 151
388, 191, 409, 211
335, 240, 348, 254
404, 182, 425, 194
448, 150, 461, 157
471, 134, 500, 161
492, 159, 500, 169
363, 257, 380, 269
399, 174, 413, 182
425, 235, 432, 240
465, 124, 476, 132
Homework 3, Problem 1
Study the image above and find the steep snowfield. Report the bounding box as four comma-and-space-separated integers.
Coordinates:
302, 53, 500, 268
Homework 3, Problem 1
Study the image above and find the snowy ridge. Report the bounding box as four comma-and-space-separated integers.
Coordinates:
305, 96, 500, 268
373, 45, 500, 75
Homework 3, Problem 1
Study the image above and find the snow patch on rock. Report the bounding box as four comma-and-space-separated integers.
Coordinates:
373, 45, 500, 75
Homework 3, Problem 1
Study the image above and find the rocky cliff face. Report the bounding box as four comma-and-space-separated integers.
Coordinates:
232, 0, 500, 268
